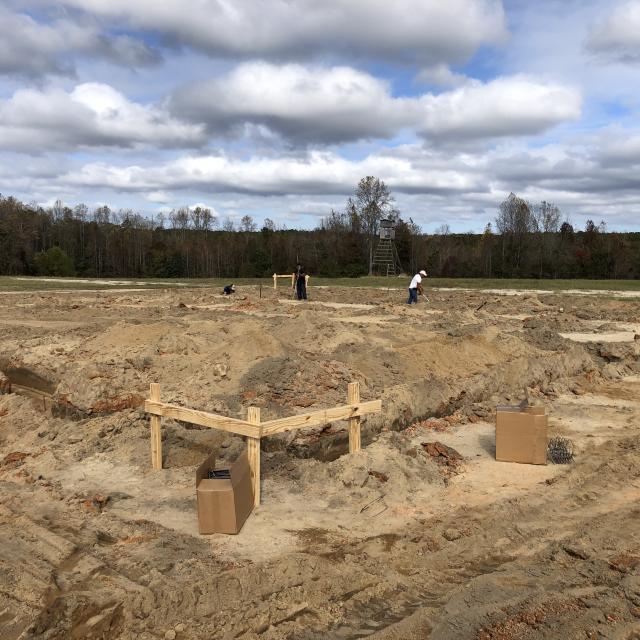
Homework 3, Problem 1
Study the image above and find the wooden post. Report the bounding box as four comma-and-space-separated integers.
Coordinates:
273, 273, 277, 290
150, 383, 162, 470
247, 406, 261, 507
348, 382, 361, 453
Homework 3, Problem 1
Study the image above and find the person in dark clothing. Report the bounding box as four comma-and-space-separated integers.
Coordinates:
222, 284, 235, 295
293, 264, 307, 300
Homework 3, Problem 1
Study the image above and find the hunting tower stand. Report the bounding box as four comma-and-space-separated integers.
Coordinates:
372, 218, 403, 276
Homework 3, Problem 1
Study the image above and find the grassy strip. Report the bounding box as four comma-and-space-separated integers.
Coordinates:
1, 275, 639, 292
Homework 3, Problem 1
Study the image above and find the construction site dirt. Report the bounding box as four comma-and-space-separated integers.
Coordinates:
1, 284, 639, 640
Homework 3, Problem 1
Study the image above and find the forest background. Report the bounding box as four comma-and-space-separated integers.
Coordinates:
1, 178, 638, 280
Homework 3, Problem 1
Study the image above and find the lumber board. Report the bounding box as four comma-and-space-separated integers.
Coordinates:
145, 400, 261, 437
149, 383, 162, 470
261, 399, 381, 436
247, 406, 261, 507
348, 382, 361, 454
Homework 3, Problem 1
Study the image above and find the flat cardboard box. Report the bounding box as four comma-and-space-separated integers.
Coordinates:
196, 451, 254, 534
495, 404, 548, 465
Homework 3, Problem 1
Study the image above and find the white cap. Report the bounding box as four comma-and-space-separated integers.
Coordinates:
419, 270, 427, 276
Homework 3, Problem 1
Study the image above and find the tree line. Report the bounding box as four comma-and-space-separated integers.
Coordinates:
0, 187, 638, 280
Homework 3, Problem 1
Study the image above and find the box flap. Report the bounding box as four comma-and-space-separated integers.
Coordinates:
229, 452, 254, 530
196, 450, 234, 486
196, 450, 218, 486
229, 451, 250, 482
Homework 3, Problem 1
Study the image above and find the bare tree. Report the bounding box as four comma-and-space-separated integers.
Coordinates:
169, 207, 190, 232
240, 215, 257, 232
535, 201, 560, 233
496, 193, 536, 275
533, 201, 561, 277
348, 176, 398, 275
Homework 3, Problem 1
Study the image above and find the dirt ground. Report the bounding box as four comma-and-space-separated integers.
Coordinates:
0, 283, 639, 640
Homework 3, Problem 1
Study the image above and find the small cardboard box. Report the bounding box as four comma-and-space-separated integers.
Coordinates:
495, 403, 548, 465
196, 451, 254, 534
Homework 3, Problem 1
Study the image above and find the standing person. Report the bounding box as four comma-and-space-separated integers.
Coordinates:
407, 270, 427, 304
293, 263, 307, 300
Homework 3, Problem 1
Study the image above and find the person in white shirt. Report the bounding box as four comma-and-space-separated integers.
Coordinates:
407, 270, 427, 304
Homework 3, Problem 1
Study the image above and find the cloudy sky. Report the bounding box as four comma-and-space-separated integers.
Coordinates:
1, 0, 640, 231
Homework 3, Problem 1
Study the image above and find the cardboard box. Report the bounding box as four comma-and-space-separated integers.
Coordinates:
495, 403, 548, 465
196, 451, 254, 534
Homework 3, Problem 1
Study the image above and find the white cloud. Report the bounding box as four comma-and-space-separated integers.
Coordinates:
169, 63, 409, 144
59, 149, 482, 195
5, 131, 640, 231
586, 1, 640, 63
416, 76, 582, 140
53, 0, 507, 65
145, 190, 172, 204
0, 7, 160, 77
2, 0, 640, 232
0, 83, 205, 150
169, 64, 581, 144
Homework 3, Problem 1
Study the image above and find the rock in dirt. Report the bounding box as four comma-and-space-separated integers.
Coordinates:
2, 451, 29, 467
0, 372, 11, 394
562, 543, 591, 560
421, 441, 464, 473
443, 529, 462, 541
609, 554, 640, 573
368, 470, 389, 483
81, 494, 110, 513
598, 346, 625, 362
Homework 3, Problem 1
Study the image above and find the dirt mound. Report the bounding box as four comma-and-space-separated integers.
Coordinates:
241, 356, 363, 410
294, 431, 443, 509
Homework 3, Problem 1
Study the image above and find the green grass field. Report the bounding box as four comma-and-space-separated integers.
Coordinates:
1, 275, 640, 292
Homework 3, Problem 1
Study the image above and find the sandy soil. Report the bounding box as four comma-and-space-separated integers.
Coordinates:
0, 284, 639, 639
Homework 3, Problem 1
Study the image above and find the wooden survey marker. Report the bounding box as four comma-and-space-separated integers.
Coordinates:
272, 273, 310, 290
144, 381, 381, 505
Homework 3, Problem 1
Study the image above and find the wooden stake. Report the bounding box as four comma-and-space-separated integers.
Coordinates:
247, 406, 261, 506
348, 382, 361, 453
150, 383, 162, 470
273, 273, 277, 290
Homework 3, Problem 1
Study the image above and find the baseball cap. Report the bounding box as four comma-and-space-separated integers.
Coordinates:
419, 270, 427, 276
